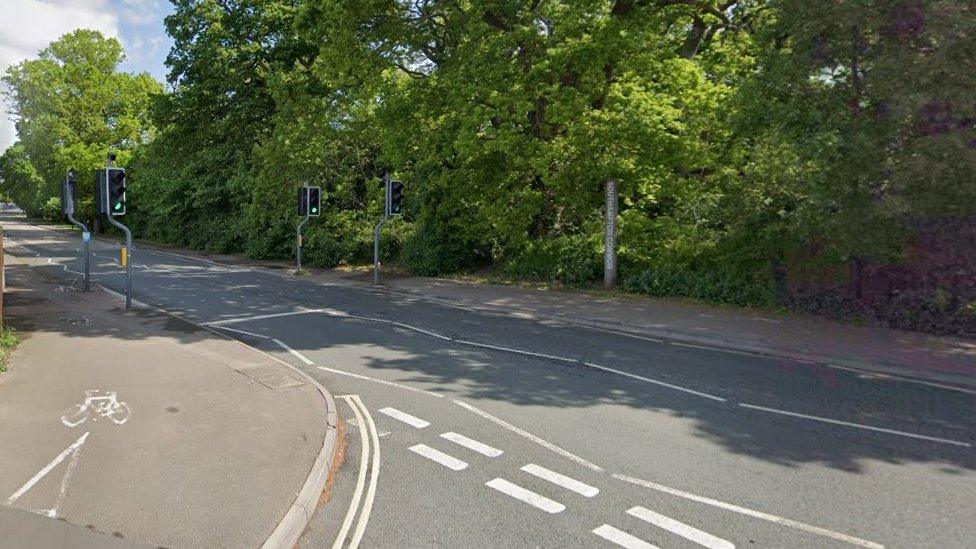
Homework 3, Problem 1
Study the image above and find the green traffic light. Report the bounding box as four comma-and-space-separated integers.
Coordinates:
311, 207, 318, 213
114, 202, 121, 211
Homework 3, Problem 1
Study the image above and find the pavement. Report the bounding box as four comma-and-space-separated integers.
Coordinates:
0, 247, 337, 548
3, 213, 975, 549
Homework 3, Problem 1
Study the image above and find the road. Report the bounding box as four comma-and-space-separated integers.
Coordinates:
4, 214, 975, 549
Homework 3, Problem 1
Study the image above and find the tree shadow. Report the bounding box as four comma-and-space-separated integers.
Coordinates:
4, 216, 974, 477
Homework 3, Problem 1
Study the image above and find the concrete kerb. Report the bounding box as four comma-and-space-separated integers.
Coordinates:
97, 285, 339, 549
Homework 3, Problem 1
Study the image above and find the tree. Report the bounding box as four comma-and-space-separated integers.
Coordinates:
0, 29, 160, 222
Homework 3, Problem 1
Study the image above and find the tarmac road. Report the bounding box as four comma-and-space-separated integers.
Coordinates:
4, 215, 974, 549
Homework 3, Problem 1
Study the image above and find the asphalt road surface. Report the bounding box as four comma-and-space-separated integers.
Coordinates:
4, 215, 975, 549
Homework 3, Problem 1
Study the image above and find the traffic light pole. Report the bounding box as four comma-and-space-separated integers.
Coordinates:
296, 206, 309, 274
63, 172, 90, 291
373, 172, 392, 285
103, 160, 132, 310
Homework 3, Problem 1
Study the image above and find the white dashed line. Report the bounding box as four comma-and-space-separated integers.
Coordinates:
739, 403, 971, 447
409, 444, 468, 471
452, 400, 603, 471
520, 463, 599, 497
454, 339, 575, 363
581, 362, 726, 402
440, 432, 503, 457
485, 478, 565, 514
592, 524, 659, 549
378, 407, 430, 428
627, 506, 733, 549
612, 474, 885, 548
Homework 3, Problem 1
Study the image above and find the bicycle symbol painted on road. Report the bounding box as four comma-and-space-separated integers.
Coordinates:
61, 389, 131, 427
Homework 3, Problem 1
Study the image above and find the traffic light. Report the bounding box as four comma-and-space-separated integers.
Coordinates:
61, 170, 77, 216
390, 180, 404, 215
307, 186, 321, 217
297, 187, 308, 215
108, 168, 126, 215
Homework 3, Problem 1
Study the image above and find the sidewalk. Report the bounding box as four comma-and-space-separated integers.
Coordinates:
0, 256, 337, 548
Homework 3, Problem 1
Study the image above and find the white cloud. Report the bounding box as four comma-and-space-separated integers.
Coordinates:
0, 0, 120, 152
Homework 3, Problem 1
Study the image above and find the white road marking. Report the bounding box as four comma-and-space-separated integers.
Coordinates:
348, 395, 381, 549
409, 444, 468, 471
739, 403, 971, 447
486, 478, 565, 513
271, 338, 314, 365
378, 407, 430, 428
317, 366, 445, 398
452, 399, 603, 471
592, 524, 660, 549
454, 339, 574, 363
440, 432, 503, 457
582, 362, 726, 402
627, 506, 734, 549
46, 436, 86, 519
612, 474, 885, 549
7, 432, 90, 504
205, 309, 320, 326
333, 397, 370, 549
391, 321, 453, 341
211, 325, 271, 339
520, 463, 599, 497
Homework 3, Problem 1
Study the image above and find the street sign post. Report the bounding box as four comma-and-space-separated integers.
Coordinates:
100, 153, 133, 309
62, 170, 91, 291
603, 178, 618, 289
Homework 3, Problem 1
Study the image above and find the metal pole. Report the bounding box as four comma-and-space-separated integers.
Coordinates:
296, 216, 309, 272
373, 172, 391, 284
64, 213, 90, 291
603, 178, 618, 290
103, 158, 132, 310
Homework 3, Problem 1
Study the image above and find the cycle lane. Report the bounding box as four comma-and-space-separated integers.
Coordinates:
0, 257, 335, 548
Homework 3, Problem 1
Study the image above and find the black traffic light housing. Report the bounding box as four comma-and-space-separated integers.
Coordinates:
95, 168, 126, 215
307, 186, 321, 217
298, 186, 321, 217
390, 180, 404, 215
61, 170, 77, 216
108, 169, 126, 215
297, 186, 308, 215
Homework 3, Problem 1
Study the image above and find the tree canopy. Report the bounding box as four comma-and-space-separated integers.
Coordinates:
1, 29, 160, 221
3, 1, 974, 334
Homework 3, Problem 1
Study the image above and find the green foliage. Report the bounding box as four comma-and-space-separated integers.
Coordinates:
503, 234, 601, 287
0, 30, 160, 221
3, 1, 973, 333
0, 327, 20, 373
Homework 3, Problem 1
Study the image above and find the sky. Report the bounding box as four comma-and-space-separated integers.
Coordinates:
0, 0, 175, 152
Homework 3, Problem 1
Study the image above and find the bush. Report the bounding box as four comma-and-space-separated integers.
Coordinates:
503, 234, 601, 286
